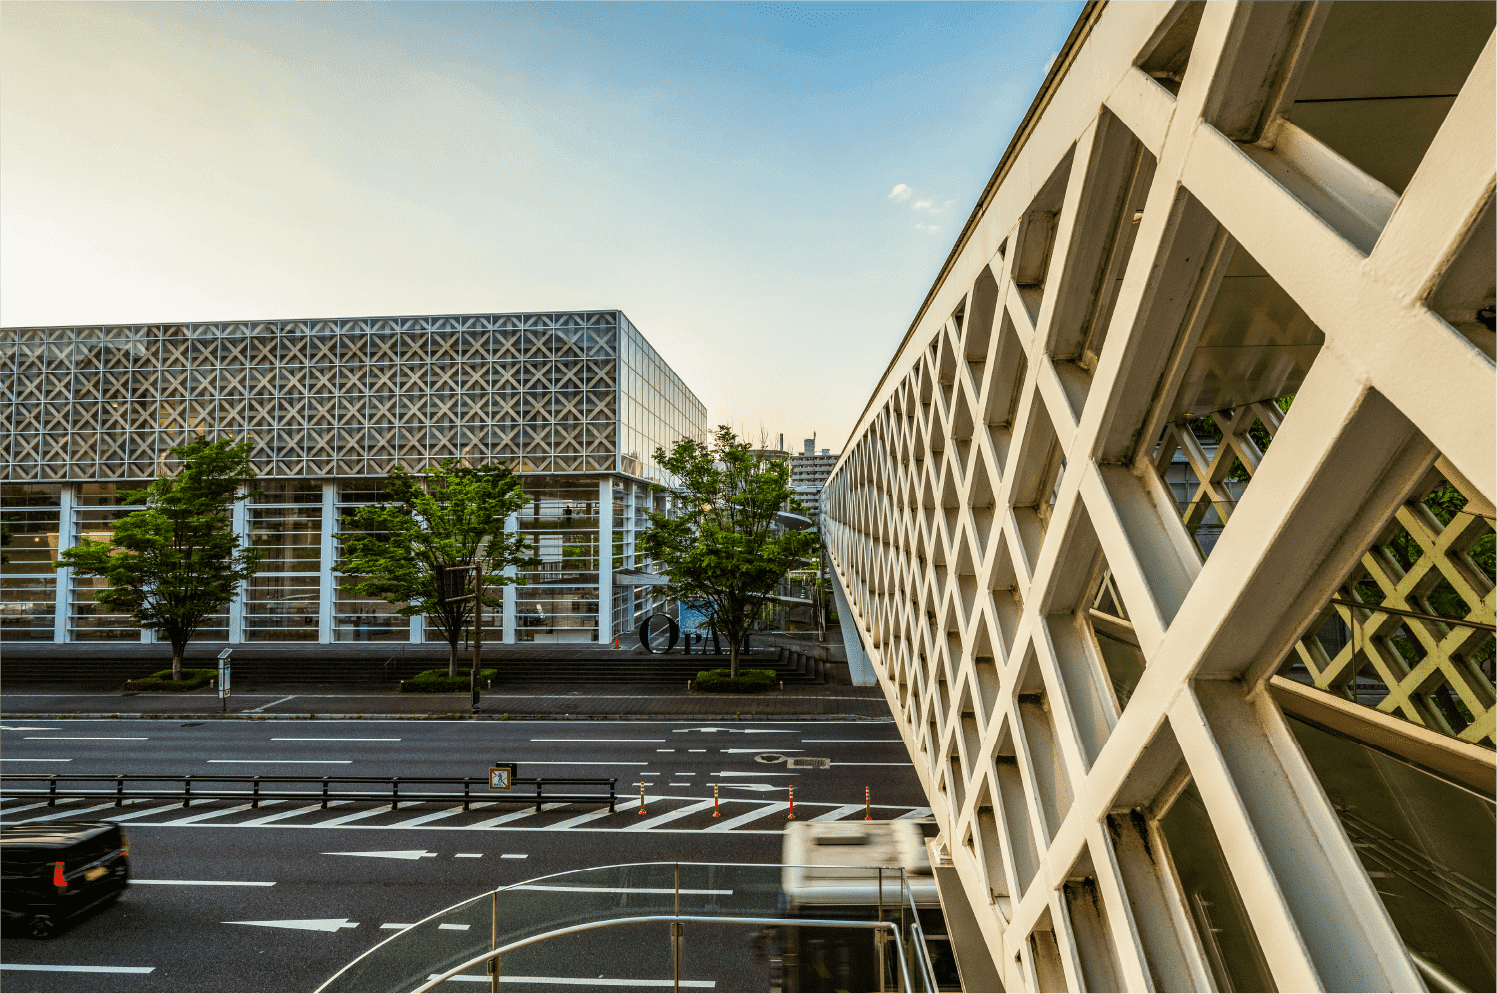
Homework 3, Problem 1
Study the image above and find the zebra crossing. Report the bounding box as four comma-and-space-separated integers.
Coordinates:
0, 792, 932, 835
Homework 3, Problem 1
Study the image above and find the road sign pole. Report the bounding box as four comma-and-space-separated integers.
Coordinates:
218, 648, 232, 714
472, 564, 482, 714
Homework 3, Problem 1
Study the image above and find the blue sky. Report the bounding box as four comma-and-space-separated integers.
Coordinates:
1, 1, 1083, 448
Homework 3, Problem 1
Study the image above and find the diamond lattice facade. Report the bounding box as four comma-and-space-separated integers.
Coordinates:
1, 310, 706, 645
823, 2, 1494, 991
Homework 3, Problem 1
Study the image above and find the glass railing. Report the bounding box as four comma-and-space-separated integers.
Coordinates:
319, 861, 938, 993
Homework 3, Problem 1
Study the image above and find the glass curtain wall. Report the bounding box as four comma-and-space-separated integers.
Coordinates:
69, 483, 141, 640
334, 479, 410, 642
0, 483, 61, 641
245, 480, 321, 641
515, 477, 601, 642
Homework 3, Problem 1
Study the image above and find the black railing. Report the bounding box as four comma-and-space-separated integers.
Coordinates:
0, 774, 616, 814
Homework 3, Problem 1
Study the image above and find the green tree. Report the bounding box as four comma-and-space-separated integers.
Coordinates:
337, 460, 535, 677
55, 438, 261, 681
640, 426, 819, 677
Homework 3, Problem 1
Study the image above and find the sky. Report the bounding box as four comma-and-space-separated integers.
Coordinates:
1, 1, 1084, 451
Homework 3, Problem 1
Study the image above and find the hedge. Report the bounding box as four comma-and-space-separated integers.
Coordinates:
401, 668, 499, 693
125, 668, 217, 692
692, 668, 777, 693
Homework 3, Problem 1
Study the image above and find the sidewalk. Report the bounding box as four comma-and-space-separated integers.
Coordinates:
0, 679, 893, 722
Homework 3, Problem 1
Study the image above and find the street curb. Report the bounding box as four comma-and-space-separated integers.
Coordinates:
3, 712, 887, 722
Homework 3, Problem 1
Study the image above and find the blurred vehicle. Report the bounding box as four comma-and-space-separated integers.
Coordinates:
776, 819, 961, 992
1, 821, 130, 938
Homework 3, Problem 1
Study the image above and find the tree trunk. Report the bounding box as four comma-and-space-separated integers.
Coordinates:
448, 636, 459, 679
171, 643, 185, 682
728, 641, 740, 679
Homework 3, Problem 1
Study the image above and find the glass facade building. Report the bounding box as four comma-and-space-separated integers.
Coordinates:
1, 310, 706, 645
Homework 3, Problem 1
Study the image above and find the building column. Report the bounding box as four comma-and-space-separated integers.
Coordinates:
53, 484, 75, 643
503, 510, 517, 644
411, 609, 424, 643
228, 487, 248, 644
318, 481, 336, 643
597, 478, 612, 644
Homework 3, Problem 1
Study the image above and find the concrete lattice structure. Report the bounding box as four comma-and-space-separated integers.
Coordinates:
823, 2, 1494, 991
1, 310, 705, 645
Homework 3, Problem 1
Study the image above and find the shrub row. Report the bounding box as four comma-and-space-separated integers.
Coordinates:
692, 668, 777, 693
401, 668, 499, 692
125, 668, 217, 692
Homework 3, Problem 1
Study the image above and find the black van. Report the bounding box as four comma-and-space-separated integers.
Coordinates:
1, 821, 130, 938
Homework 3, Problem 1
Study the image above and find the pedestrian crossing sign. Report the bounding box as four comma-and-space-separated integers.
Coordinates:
488, 764, 516, 791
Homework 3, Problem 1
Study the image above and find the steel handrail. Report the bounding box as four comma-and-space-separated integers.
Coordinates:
1, 773, 616, 813
412, 914, 913, 994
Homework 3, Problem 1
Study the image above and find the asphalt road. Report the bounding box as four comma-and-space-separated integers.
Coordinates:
0, 719, 927, 993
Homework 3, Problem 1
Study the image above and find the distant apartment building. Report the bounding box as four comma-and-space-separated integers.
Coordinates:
789, 438, 838, 528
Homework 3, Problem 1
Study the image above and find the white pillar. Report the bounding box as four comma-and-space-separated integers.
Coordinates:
228, 487, 248, 644
411, 610, 424, 643
503, 510, 517, 644
53, 484, 75, 643
318, 481, 336, 643
597, 478, 612, 644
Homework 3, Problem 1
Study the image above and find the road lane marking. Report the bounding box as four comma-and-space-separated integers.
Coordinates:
381, 923, 414, 929
454, 853, 483, 858
467, 804, 569, 828
514, 885, 732, 895
1, 964, 155, 974
710, 771, 797, 777
0, 799, 82, 816
208, 760, 354, 764
546, 807, 618, 831
156, 801, 290, 826
438, 923, 471, 930
325, 850, 438, 859
272, 738, 400, 742
811, 804, 866, 822
831, 762, 914, 766
897, 807, 934, 819
722, 748, 801, 754
0, 726, 60, 730
626, 798, 717, 831
8, 801, 121, 823
801, 739, 903, 743
0, 758, 72, 762
312, 806, 398, 827
24, 736, 148, 740
387, 807, 486, 829
226, 918, 358, 931
241, 695, 297, 713
133, 879, 276, 886
704, 801, 787, 833
501, 853, 527, 858
105, 802, 193, 822
656, 749, 674, 752
514, 761, 647, 766
238, 803, 332, 826
430, 975, 713, 988
530, 739, 665, 743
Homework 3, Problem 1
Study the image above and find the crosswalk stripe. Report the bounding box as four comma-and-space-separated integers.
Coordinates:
237, 803, 333, 827
98, 802, 188, 823
310, 806, 394, 828
703, 801, 786, 833
155, 801, 293, 826
810, 804, 866, 822
546, 807, 620, 831
387, 803, 493, 829
7, 801, 124, 824
625, 798, 718, 831
0, 799, 81, 817
467, 803, 571, 829
896, 807, 934, 819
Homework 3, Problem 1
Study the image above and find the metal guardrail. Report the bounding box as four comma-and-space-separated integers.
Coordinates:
0, 774, 617, 814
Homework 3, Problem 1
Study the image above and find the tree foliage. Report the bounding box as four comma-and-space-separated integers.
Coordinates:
55, 438, 260, 680
639, 426, 819, 677
337, 460, 535, 676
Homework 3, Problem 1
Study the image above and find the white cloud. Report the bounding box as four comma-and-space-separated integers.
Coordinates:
915, 222, 941, 233
888, 183, 912, 202
913, 199, 932, 211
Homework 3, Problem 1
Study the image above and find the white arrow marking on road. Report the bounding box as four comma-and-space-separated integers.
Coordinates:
0, 726, 60, 731
430, 974, 714, 987
716, 784, 795, 792
722, 748, 801, 754
225, 918, 359, 932
673, 728, 797, 734
1, 964, 155, 974
711, 771, 798, 777
324, 850, 439, 860
133, 879, 276, 886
